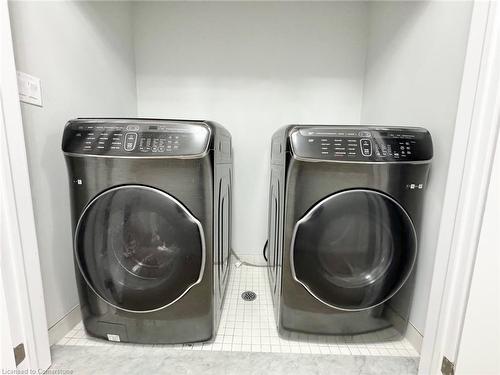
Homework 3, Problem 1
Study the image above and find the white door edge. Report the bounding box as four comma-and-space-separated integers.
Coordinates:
419, 1, 500, 374
455, 128, 500, 375
1, 1, 51, 371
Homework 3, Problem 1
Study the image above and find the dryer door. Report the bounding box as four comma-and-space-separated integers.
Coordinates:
291, 189, 417, 311
74, 185, 205, 313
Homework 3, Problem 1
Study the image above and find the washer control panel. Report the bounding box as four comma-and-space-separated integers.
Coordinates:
62, 120, 211, 156
290, 127, 433, 162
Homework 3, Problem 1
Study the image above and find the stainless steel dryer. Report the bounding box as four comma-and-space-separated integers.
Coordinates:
266, 125, 432, 336
62, 118, 232, 344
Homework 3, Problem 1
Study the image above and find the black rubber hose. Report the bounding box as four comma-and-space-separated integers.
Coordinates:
263, 239, 269, 262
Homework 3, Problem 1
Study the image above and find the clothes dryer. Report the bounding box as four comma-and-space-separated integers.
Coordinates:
62, 118, 232, 344
266, 125, 432, 335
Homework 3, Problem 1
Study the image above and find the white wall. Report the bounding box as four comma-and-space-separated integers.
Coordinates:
360, 1, 473, 333
133, 1, 369, 255
9, 1, 137, 328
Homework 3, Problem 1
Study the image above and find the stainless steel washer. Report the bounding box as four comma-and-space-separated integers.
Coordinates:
62, 118, 232, 344
266, 125, 432, 336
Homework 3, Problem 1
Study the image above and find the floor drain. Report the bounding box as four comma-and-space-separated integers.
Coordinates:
241, 291, 257, 301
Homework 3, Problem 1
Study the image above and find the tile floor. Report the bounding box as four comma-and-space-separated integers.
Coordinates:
57, 255, 419, 358
50, 345, 419, 375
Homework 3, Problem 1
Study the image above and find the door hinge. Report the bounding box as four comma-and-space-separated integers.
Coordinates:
13, 343, 25, 366
441, 356, 455, 375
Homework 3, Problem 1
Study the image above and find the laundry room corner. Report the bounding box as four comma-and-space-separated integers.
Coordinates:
2, 1, 499, 374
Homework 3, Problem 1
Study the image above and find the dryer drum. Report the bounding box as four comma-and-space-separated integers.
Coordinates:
291, 189, 417, 312
74, 185, 205, 313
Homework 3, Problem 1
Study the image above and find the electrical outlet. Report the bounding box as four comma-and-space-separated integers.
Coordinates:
17, 71, 42, 107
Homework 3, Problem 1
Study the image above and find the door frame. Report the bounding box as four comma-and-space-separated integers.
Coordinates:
419, 1, 500, 374
454, 120, 500, 375
1, 0, 51, 371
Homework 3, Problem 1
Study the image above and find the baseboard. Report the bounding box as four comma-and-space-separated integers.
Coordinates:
231, 251, 267, 266
404, 321, 423, 354
48, 305, 81, 346
385, 306, 423, 353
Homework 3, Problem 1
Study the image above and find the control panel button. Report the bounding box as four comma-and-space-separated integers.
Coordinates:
360, 139, 372, 157
358, 131, 372, 138
124, 132, 138, 151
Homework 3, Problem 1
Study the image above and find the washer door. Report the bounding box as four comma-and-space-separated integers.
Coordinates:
75, 185, 205, 313
291, 189, 417, 311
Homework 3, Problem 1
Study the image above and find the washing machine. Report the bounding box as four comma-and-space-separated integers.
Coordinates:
266, 125, 432, 336
62, 118, 232, 344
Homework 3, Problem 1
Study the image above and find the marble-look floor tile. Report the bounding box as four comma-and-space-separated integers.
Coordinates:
50, 345, 419, 375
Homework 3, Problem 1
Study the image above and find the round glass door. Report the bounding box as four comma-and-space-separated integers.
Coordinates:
291, 189, 417, 311
75, 185, 205, 312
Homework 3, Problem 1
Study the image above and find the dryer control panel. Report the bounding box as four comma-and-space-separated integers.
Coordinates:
62, 119, 211, 157
290, 126, 433, 162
